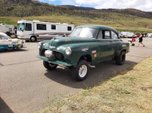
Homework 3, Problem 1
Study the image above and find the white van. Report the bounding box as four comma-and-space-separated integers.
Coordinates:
17, 20, 74, 42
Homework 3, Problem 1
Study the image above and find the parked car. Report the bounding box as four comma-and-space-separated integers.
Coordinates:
147, 33, 152, 38
120, 31, 134, 38
38, 25, 129, 81
0, 32, 25, 51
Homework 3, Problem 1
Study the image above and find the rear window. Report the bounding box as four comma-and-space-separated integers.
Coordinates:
111, 31, 118, 39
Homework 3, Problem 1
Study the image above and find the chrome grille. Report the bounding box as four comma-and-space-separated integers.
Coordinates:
53, 51, 64, 61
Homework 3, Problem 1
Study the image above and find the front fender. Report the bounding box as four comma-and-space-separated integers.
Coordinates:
55, 44, 90, 66
116, 42, 129, 56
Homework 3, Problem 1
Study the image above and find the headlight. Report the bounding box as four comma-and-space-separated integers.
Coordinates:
65, 47, 72, 55
45, 50, 53, 58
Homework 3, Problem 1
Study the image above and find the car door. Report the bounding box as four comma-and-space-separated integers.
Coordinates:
0, 35, 5, 50
97, 30, 115, 61
111, 30, 121, 53
0, 34, 9, 50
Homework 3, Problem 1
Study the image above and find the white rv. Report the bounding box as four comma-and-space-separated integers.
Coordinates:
17, 20, 74, 42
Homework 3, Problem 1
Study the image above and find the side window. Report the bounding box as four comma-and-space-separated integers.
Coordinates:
97, 30, 103, 39
67, 26, 72, 31
25, 23, 32, 31
111, 31, 118, 39
37, 24, 46, 30
51, 25, 56, 30
104, 31, 111, 39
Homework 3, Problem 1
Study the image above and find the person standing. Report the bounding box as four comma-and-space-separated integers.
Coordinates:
131, 35, 136, 46
138, 33, 145, 47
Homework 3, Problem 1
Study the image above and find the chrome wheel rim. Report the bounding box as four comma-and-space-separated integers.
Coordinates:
79, 65, 88, 78
31, 37, 35, 41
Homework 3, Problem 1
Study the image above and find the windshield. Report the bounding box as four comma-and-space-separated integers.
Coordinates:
70, 27, 98, 38
17, 23, 25, 31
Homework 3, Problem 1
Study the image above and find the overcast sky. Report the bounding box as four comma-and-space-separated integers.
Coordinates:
39, 0, 152, 11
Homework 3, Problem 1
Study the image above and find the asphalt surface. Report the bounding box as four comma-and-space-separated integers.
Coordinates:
0, 38, 152, 113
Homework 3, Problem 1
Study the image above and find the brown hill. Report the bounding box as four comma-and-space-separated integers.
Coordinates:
0, 0, 152, 19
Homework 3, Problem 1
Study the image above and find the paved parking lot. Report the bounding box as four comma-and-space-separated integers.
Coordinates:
0, 38, 152, 113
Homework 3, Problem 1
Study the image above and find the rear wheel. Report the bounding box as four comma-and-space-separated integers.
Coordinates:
43, 61, 57, 70
115, 51, 126, 65
72, 60, 89, 81
30, 36, 37, 42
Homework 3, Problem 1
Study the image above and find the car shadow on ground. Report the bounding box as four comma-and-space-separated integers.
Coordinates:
0, 49, 27, 53
44, 60, 137, 89
0, 97, 14, 113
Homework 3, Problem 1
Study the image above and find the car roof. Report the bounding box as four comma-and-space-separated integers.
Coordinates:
77, 25, 118, 32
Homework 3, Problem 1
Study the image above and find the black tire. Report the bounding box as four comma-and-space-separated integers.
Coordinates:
115, 51, 126, 65
43, 61, 57, 70
132, 43, 135, 46
72, 60, 89, 81
30, 36, 37, 42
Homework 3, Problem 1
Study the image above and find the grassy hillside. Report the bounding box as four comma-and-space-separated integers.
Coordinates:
0, 0, 152, 32
0, 0, 152, 18
39, 56, 152, 113
0, 14, 152, 33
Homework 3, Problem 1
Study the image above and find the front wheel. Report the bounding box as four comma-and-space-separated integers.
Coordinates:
115, 51, 126, 65
43, 61, 57, 70
72, 60, 89, 81
30, 36, 37, 42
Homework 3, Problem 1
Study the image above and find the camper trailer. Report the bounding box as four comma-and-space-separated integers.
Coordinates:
17, 20, 74, 42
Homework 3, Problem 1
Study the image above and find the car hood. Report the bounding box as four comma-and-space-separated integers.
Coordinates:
46, 36, 96, 47
11, 38, 20, 42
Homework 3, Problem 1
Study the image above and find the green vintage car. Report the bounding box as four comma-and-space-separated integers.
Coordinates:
39, 25, 129, 81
